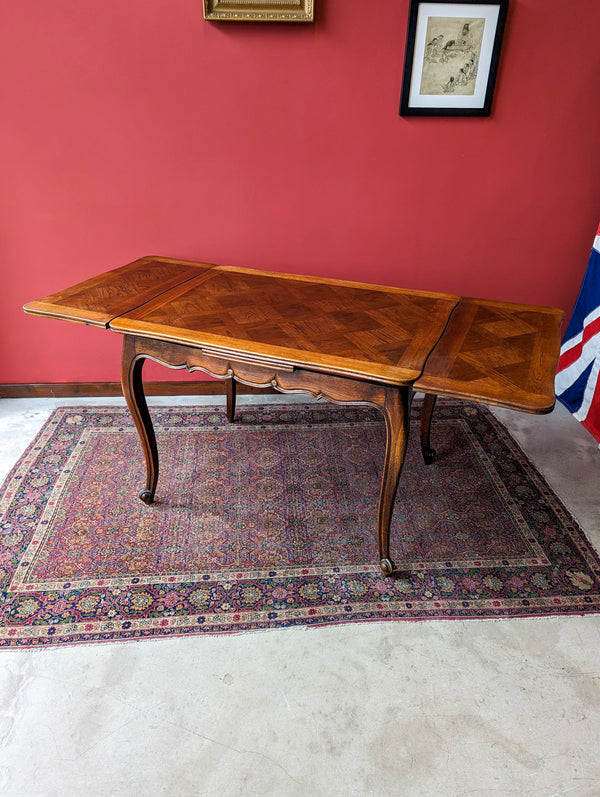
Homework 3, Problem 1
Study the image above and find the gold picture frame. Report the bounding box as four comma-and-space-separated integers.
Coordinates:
203, 1, 314, 22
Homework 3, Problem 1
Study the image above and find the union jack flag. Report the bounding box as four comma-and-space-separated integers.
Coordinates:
555, 222, 600, 443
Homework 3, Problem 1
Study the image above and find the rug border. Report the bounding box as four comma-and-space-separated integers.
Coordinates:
1, 399, 599, 649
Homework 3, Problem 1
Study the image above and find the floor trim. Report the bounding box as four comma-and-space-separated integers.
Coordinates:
0, 382, 277, 399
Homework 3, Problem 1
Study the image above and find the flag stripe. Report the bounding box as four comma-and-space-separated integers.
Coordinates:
556, 314, 600, 368
574, 356, 600, 421
555, 224, 600, 443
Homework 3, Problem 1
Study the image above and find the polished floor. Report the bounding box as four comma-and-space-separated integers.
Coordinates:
0, 394, 599, 797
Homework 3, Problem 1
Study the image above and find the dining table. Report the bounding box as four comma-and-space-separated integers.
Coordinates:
24, 256, 563, 575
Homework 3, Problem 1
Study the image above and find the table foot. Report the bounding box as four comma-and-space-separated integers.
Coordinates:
423, 448, 436, 465
380, 558, 395, 576
139, 489, 155, 505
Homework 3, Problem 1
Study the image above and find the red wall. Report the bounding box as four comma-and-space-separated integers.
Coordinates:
2, 0, 599, 384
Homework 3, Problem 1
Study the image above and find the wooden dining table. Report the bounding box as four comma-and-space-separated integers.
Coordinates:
23, 256, 563, 575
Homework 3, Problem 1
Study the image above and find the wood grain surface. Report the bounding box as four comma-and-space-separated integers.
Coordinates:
414, 297, 563, 412
23, 256, 563, 408
22, 256, 213, 328
110, 265, 460, 384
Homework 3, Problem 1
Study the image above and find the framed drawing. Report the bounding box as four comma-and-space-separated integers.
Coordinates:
400, 0, 508, 116
203, 1, 314, 22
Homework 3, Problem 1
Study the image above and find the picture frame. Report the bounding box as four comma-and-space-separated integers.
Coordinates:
203, 0, 314, 22
400, 0, 508, 116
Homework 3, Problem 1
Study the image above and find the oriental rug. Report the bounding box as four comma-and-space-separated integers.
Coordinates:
0, 400, 599, 647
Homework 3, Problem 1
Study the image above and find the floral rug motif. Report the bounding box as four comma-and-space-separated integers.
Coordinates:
0, 400, 599, 647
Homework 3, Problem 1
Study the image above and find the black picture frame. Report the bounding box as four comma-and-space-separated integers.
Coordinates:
400, 0, 509, 116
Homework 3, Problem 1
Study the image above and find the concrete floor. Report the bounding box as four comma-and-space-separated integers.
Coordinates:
0, 394, 599, 797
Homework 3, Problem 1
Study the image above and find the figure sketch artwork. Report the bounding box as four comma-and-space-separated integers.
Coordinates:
420, 17, 485, 95
400, 0, 508, 116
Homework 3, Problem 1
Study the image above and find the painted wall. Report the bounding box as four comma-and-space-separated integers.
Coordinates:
2, 0, 599, 384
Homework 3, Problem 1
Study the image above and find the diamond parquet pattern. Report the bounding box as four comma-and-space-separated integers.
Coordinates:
115, 267, 460, 381
23, 257, 210, 328
414, 298, 563, 411
24, 256, 562, 409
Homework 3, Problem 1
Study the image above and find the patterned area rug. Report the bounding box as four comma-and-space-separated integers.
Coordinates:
1, 400, 599, 647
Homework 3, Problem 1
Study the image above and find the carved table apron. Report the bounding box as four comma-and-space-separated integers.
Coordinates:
24, 256, 563, 576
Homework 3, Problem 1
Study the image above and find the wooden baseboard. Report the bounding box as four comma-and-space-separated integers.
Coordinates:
0, 382, 277, 399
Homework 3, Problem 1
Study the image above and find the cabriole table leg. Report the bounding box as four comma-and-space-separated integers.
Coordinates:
226, 376, 237, 423
377, 385, 412, 576
121, 335, 159, 504
419, 392, 438, 465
